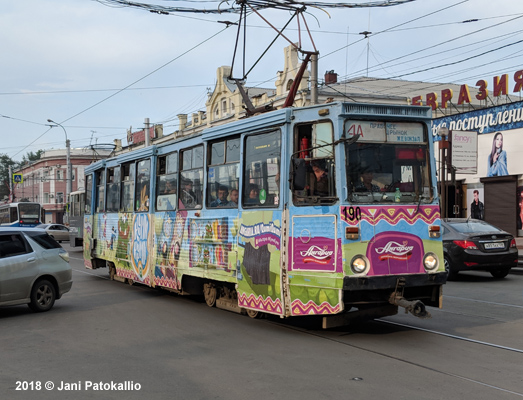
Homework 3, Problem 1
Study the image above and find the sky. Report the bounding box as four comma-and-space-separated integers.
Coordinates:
1, 0, 522, 161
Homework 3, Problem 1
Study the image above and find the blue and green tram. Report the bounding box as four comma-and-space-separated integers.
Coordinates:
83, 102, 447, 327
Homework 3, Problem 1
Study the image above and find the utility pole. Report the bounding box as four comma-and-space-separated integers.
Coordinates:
47, 119, 72, 223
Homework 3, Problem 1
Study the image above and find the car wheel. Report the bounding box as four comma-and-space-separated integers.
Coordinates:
490, 268, 510, 279
444, 256, 459, 281
28, 279, 56, 312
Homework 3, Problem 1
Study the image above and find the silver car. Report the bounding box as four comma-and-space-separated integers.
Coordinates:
0, 227, 72, 312
35, 223, 70, 242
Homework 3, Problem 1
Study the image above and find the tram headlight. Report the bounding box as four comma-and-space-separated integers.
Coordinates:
350, 255, 368, 275
423, 252, 439, 272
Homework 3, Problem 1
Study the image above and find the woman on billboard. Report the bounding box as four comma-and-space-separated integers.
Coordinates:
487, 132, 508, 177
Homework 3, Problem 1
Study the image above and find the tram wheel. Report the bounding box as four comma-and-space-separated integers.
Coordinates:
108, 264, 115, 280
246, 309, 261, 319
127, 278, 134, 286
203, 282, 217, 307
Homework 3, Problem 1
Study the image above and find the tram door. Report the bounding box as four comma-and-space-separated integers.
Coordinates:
287, 214, 342, 315
284, 120, 343, 316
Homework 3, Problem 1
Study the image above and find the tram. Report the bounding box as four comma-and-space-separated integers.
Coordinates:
0, 202, 43, 227
68, 190, 85, 247
83, 102, 446, 328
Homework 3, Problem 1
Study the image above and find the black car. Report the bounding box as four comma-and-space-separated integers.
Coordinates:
441, 218, 518, 279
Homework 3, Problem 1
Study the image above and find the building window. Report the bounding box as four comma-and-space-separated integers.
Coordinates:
44, 193, 49, 203
57, 169, 64, 181
222, 100, 227, 115
57, 192, 64, 204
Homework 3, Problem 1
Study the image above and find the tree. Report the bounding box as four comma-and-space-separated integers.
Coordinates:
0, 154, 16, 201
21, 150, 44, 165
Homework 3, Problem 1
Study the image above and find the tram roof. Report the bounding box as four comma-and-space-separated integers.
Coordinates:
85, 102, 432, 174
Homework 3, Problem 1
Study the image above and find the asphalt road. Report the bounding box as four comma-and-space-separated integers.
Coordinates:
1, 244, 522, 400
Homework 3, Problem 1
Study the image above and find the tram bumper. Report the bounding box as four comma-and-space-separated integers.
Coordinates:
342, 272, 447, 309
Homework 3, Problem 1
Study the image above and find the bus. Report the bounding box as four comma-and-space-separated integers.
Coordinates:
68, 189, 85, 247
0, 202, 44, 227
83, 102, 447, 328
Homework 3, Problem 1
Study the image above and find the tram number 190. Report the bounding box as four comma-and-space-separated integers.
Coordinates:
342, 206, 361, 221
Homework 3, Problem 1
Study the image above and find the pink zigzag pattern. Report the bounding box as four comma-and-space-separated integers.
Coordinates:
154, 276, 180, 290
291, 299, 341, 315
238, 292, 283, 314
343, 206, 440, 226
116, 268, 150, 285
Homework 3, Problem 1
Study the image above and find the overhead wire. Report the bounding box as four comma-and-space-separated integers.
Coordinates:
340, 13, 523, 81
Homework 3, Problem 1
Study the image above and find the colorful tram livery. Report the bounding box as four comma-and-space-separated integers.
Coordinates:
83, 102, 446, 328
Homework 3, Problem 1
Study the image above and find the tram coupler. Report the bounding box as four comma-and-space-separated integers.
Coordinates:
389, 293, 431, 319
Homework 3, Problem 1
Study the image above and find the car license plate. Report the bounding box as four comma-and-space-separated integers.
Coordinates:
484, 242, 505, 249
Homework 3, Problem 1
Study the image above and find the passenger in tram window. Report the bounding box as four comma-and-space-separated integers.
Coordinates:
210, 185, 231, 207
311, 159, 329, 196
164, 179, 176, 194
245, 184, 260, 205
355, 168, 380, 192
230, 189, 239, 206
181, 179, 197, 208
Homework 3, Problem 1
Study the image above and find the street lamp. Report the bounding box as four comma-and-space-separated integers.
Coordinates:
47, 119, 72, 209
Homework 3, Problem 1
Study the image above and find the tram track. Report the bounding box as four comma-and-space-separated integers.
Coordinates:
270, 317, 523, 398
72, 260, 523, 397
377, 319, 523, 354
444, 295, 523, 309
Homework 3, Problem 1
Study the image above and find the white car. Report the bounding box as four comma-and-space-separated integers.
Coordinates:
35, 223, 70, 242
0, 227, 72, 312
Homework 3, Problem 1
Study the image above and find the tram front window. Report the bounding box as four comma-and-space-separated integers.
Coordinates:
345, 120, 432, 204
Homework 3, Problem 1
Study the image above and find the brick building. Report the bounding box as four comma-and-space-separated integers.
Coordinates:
13, 147, 112, 224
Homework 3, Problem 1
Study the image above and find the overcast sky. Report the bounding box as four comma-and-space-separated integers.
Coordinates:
1, 0, 522, 161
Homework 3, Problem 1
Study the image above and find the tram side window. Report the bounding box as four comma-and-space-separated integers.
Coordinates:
121, 162, 135, 212
135, 159, 151, 212
85, 175, 92, 215
207, 138, 240, 208
106, 166, 121, 213
156, 152, 178, 211
292, 121, 336, 205
95, 170, 106, 213
243, 131, 281, 208
180, 146, 203, 210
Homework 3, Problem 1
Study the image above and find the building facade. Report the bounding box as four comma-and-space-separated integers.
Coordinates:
13, 147, 112, 224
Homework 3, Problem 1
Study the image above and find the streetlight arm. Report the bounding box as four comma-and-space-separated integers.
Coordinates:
47, 119, 68, 141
